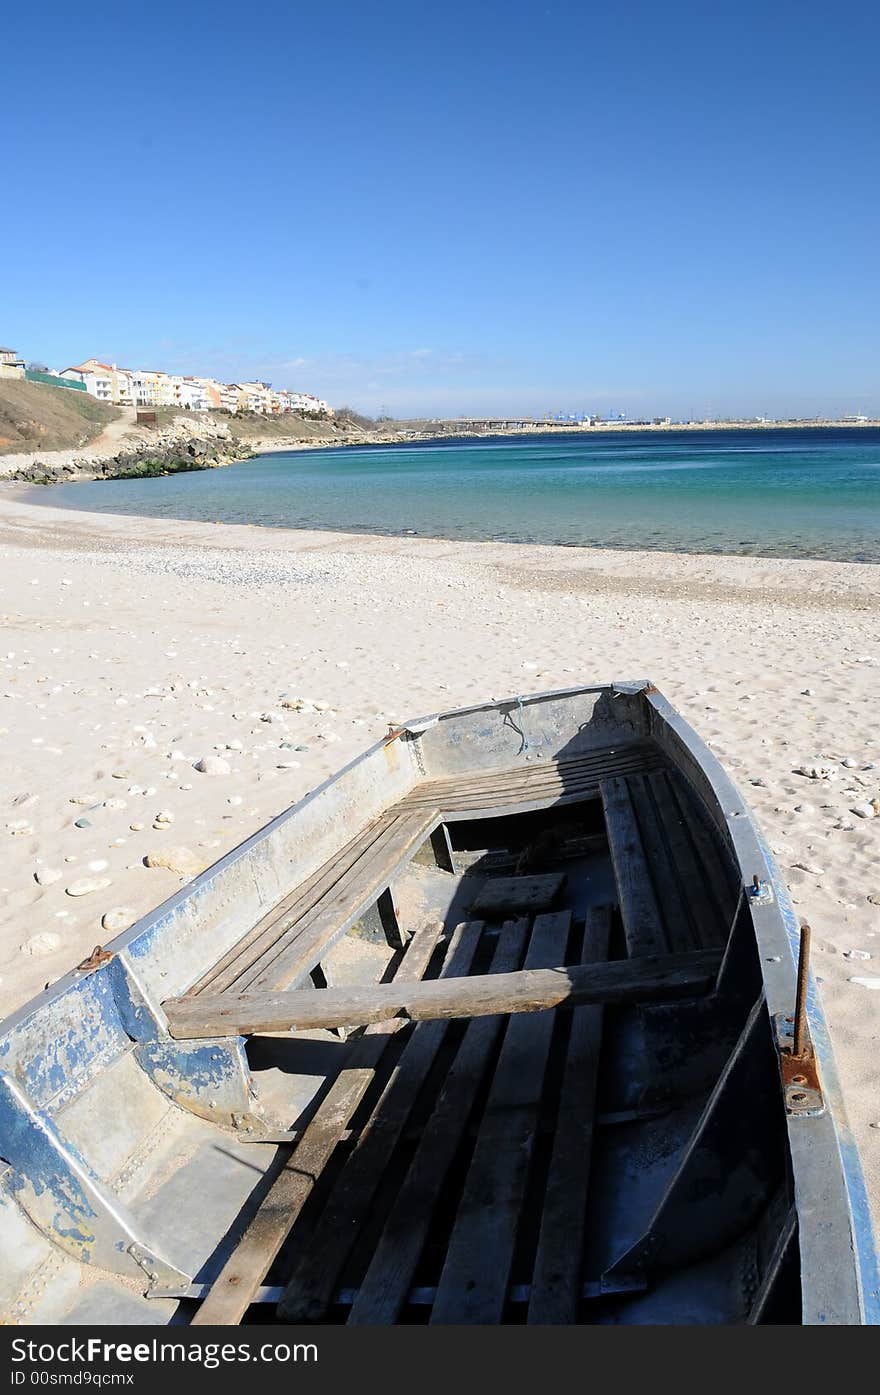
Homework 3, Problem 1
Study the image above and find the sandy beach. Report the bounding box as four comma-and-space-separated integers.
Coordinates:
2, 486, 879, 1230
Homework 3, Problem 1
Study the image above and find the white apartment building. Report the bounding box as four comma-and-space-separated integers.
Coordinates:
60, 361, 134, 405
44, 353, 331, 417
129, 370, 176, 408
236, 382, 278, 413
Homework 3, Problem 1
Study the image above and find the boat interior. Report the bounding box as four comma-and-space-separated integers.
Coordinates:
1, 695, 808, 1325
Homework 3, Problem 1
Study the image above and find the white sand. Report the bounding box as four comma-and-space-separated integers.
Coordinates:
2, 487, 879, 1225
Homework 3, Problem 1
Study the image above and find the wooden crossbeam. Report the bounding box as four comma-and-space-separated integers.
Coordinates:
165, 949, 721, 1039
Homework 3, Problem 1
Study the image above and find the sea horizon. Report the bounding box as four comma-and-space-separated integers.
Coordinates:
30, 425, 880, 565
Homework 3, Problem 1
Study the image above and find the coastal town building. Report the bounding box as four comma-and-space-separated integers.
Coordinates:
0, 347, 26, 380
60, 361, 134, 405
8, 342, 333, 416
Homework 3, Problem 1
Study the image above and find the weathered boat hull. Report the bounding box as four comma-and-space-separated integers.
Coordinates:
0, 682, 877, 1324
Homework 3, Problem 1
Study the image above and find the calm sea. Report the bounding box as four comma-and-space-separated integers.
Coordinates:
36, 428, 880, 563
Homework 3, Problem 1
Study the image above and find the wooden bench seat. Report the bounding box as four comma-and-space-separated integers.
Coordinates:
180, 805, 441, 1001
402, 739, 665, 818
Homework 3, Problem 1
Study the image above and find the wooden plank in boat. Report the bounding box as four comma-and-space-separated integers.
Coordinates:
402, 747, 664, 808
624, 773, 697, 954
471, 873, 565, 915
164, 949, 721, 1038
409, 741, 657, 796
347, 920, 532, 1326
429, 910, 572, 1324
228, 808, 441, 995
644, 770, 728, 949
276, 921, 485, 1322
403, 765, 667, 819
666, 771, 739, 937
190, 920, 446, 1327
527, 905, 611, 1324
190, 813, 398, 996
601, 776, 666, 956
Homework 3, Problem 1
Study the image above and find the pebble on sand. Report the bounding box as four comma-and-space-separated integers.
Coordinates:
66, 877, 112, 897
796, 760, 838, 780
144, 846, 201, 876
101, 908, 136, 934
851, 802, 876, 819
34, 866, 63, 886
22, 932, 61, 957
194, 755, 231, 775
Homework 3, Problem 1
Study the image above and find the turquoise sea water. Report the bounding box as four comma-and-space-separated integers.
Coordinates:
37, 428, 880, 563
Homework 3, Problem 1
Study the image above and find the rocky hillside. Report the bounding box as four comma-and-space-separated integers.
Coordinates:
0, 379, 119, 453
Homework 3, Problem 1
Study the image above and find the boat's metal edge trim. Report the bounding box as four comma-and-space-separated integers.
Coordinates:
644, 685, 880, 1325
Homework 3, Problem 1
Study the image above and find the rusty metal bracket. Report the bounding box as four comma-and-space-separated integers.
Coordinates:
76, 945, 114, 974
774, 924, 825, 1118
774, 1015, 825, 1117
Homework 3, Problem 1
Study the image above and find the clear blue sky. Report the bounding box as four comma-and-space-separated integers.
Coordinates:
3, 1, 879, 418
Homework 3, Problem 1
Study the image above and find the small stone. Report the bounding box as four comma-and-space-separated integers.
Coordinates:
843, 949, 872, 961
102, 907, 135, 934
73, 817, 92, 829
792, 862, 825, 875
868, 894, 880, 906
153, 810, 175, 825
144, 845, 201, 877
129, 821, 145, 831
103, 797, 127, 810
796, 761, 838, 780
34, 866, 62, 886
801, 688, 815, 696
194, 755, 231, 775
851, 802, 876, 819
66, 877, 111, 897
841, 757, 859, 768
227, 795, 243, 805
69, 793, 99, 806
793, 803, 815, 815
23, 932, 61, 956
87, 859, 109, 872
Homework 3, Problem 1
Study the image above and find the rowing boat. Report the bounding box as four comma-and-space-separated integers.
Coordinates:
1, 681, 877, 1324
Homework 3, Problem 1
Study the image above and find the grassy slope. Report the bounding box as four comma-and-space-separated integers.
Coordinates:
0, 379, 120, 453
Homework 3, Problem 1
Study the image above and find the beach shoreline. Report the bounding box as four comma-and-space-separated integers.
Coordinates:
2, 485, 879, 1233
